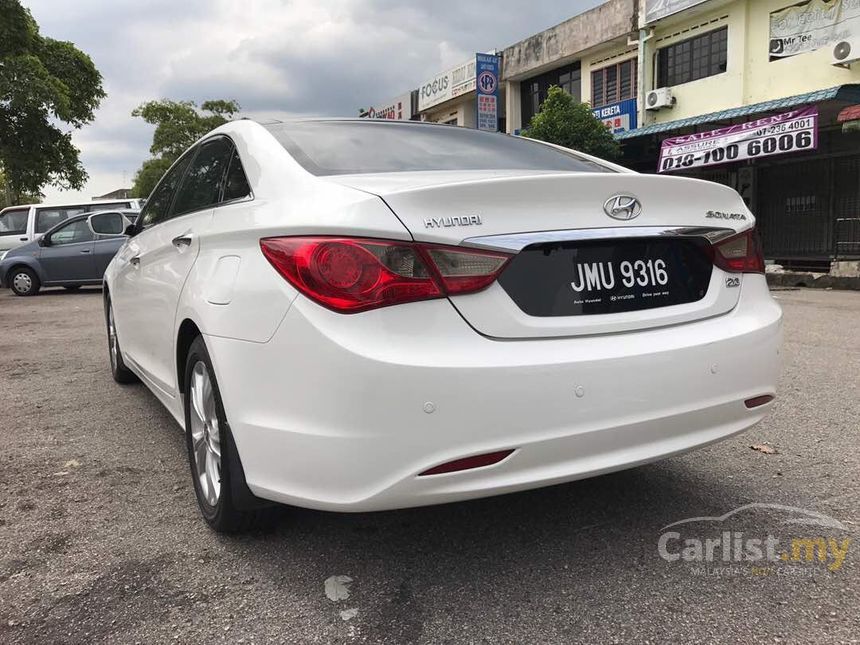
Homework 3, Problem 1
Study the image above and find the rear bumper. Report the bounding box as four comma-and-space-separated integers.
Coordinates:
205, 275, 782, 512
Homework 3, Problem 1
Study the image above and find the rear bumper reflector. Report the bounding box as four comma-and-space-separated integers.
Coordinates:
418, 450, 515, 476
744, 395, 775, 409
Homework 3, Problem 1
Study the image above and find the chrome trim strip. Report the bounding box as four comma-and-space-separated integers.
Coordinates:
462, 226, 737, 252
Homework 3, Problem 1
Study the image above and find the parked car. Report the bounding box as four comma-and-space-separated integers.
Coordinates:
0, 210, 136, 296
0, 198, 144, 256
98, 119, 782, 532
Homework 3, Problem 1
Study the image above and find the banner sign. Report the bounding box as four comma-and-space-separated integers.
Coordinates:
770, 0, 860, 58
645, 0, 708, 23
418, 58, 476, 111
593, 98, 638, 134
360, 93, 413, 120
476, 53, 500, 132
658, 107, 818, 173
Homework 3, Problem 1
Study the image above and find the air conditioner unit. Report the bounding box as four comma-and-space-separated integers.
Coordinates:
646, 87, 675, 111
832, 38, 860, 67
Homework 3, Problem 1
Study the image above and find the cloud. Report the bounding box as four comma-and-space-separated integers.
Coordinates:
23, 0, 603, 201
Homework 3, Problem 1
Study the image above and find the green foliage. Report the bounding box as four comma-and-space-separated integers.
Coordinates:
521, 86, 621, 162
0, 0, 105, 202
0, 169, 40, 208
131, 99, 240, 197
130, 157, 172, 199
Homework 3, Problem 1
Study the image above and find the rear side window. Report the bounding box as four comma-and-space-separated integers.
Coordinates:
222, 149, 251, 201
139, 153, 194, 228
0, 208, 29, 235
36, 207, 87, 233
171, 137, 234, 216
265, 121, 614, 176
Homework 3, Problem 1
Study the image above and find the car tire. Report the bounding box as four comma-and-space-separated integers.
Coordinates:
105, 297, 139, 384
183, 336, 275, 533
9, 267, 40, 296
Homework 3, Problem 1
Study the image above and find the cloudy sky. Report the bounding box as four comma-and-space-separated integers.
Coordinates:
26, 0, 604, 202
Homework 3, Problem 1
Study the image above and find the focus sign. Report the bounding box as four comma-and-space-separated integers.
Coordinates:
476, 53, 500, 132
658, 107, 818, 173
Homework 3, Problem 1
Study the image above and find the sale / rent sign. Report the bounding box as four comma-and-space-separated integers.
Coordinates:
657, 107, 818, 173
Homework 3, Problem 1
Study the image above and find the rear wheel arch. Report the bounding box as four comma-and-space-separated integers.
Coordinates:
176, 319, 203, 395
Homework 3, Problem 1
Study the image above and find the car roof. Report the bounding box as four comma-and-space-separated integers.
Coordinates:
0, 199, 139, 215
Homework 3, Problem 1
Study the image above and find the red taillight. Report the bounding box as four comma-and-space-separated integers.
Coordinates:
712, 229, 765, 274
260, 236, 512, 313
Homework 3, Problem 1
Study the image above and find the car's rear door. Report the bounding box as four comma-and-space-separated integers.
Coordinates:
114, 136, 233, 395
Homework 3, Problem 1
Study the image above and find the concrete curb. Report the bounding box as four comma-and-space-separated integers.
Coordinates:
766, 272, 860, 290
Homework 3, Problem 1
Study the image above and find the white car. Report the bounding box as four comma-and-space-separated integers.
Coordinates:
98, 119, 782, 532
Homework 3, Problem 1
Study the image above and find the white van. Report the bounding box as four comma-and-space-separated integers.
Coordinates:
0, 198, 144, 256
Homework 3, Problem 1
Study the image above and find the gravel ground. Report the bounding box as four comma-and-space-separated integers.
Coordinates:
0, 286, 858, 644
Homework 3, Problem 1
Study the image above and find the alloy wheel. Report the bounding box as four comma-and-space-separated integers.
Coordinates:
189, 361, 222, 506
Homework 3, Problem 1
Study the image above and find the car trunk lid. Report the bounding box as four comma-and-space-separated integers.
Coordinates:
324, 171, 753, 338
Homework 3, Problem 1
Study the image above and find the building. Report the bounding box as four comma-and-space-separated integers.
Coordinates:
416, 56, 482, 127
93, 188, 133, 200
501, 0, 639, 135
619, 0, 860, 269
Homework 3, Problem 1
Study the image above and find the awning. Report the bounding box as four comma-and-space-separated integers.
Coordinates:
616, 84, 860, 141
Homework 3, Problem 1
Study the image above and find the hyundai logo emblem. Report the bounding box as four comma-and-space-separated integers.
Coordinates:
603, 195, 642, 220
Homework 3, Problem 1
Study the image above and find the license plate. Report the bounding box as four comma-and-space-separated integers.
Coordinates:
498, 238, 713, 316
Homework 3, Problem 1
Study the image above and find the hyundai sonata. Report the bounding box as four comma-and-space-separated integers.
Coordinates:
98, 120, 782, 532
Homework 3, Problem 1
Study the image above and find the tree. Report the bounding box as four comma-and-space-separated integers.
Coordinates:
131, 99, 240, 197
0, 0, 105, 202
130, 157, 172, 201
0, 169, 40, 208
521, 86, 621, 162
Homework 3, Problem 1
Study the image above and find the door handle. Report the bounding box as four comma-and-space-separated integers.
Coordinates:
129, 256, 140, 267
172, 234, 193, 249
80, 249, 92, 254
19, 237, 27, 242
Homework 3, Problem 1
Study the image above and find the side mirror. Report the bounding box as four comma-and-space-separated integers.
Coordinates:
87, 211, 130, 236
38, 236, 49, 247
124, 223, 137, 237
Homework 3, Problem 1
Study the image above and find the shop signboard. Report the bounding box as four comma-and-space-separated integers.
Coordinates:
593, 98, 638, 134
418, 58, 476, 112
360, 93, 413, 120
769, 0, 860, 58
658, 107, 818, 173
475, 53, 500, 132
644, 0, 708, 23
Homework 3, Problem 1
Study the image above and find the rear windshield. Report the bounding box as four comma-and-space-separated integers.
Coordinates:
265, 121, 614, 176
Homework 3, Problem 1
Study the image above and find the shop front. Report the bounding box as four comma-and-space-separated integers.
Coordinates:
618, 85, 860, 270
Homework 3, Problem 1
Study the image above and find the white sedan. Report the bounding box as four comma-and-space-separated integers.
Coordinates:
98, 119, 782, 532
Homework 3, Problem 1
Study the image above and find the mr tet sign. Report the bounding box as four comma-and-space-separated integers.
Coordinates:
476, 53, 500, 132
658, 107, 818, 173
593, 98, 638, 134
